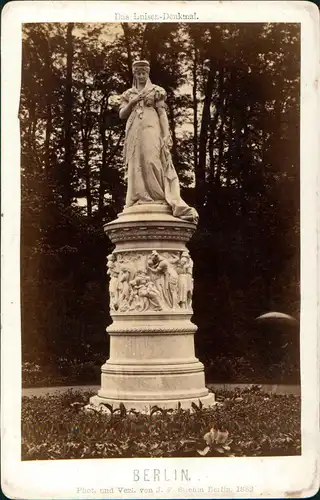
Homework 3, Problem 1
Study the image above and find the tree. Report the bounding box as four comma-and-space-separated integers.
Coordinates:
20, 22, 300, 383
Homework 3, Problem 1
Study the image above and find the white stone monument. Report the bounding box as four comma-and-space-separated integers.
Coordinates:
90, 60, 215, 410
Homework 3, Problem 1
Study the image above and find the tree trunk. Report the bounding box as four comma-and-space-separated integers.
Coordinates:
197, 59, 215, 211
98, 129, 124, 214
141, 25, 151, 59
62, 22, 74, 207
208, 65, 224, 188
192, 44, 198, 174
83, 136, 92, 217
44, 40, 53, 177
98, 127, 108, 214
240, 117, 249, 217
27, 106, 42, 172
215, 98, 227, 187
121, 23, 133, 82
80, 81, 93, 217
226, 113, 234, 188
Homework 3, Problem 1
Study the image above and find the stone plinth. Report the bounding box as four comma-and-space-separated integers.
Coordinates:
90, 203, 215, 411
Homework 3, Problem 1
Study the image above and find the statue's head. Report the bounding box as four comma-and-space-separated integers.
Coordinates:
132, 60, 150, 87
149, 250, 159, 264
181, 252, 189, 263
137, 269, 147, 277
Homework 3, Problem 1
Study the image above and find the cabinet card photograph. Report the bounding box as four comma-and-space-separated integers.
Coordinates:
1, 1, 319, 499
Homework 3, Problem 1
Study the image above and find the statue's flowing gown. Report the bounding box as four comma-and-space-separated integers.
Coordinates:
120, 81, 198, 222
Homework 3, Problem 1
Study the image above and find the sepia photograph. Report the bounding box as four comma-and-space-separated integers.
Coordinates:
1, 1, 319, 499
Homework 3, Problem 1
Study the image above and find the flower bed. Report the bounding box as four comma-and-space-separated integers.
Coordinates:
22, 387, 301, 460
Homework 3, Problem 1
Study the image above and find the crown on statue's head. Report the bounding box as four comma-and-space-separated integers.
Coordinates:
132, 60, 150, 72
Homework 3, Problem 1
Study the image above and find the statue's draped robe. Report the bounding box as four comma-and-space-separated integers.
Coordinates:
120, 81, 198, 222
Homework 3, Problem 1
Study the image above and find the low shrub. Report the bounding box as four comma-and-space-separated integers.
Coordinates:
204, 354, 300, 384
22, 352, 300, 388
21, 388, 301, 460
22, 359, 102, 388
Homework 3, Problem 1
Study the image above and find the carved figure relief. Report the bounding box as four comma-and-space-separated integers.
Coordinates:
176, 251, 194, 310
107, 250, 194, 314
129, 271, 163, 312
147, 251, 179, 309
106, 253, 120, 311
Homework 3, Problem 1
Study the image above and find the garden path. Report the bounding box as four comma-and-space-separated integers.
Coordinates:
22, 383, 300, 398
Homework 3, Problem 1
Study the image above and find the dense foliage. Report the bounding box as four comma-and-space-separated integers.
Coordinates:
22, 349, 299, 388
21, 23, 300, 382
21, 388, 301, 460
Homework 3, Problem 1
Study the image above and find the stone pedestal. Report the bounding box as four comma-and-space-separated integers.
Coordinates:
90, 203, 215, 411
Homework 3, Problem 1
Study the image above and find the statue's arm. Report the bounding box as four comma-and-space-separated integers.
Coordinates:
158, 107, 170, 140
155, 88, 172, 145
119, 91, 142, 120
119, 102, 132, 120
169, 254, 180, 264
148, 264, 161, 274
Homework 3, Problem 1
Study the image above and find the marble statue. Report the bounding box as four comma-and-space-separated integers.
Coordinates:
90, 61, 215, 411
119, 60, 198, 223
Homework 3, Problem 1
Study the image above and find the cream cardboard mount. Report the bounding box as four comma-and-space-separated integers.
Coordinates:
1, 2, 319, 499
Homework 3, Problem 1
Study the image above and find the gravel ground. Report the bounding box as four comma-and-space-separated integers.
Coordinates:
22, 383, 301, 398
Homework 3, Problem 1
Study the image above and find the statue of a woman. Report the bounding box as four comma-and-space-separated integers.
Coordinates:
147, 250, 179, 309
119, 60, 198, 223
176, 251, 193, 310
106, 253, 119, 311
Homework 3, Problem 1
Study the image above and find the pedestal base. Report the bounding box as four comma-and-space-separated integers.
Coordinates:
90, 392, 216, 412
91, 204, 214, 411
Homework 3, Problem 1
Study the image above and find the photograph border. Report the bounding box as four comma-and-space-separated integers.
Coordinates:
1, 1, 319, 499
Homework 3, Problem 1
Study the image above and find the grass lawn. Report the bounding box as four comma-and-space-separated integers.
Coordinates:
22, 387, 301, 460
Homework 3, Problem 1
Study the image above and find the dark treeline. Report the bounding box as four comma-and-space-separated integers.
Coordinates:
20, 22, 300, 383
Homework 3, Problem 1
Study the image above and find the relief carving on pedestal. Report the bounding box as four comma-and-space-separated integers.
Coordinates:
106, 250, 194, 313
